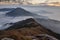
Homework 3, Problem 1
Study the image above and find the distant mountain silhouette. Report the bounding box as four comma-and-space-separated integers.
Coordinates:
0, 8, 15, 12
6, 8, 38, 17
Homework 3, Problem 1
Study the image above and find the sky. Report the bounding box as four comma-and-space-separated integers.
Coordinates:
26, 0, 60, 4
29, 0, 60, 3
0, 0, 60, 5
27, 0, 46, 4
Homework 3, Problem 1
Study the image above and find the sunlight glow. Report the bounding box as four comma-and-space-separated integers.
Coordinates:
28, 0, 40, 4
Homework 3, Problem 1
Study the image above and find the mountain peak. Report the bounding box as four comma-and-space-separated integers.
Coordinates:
6, 8, 33, 17
0, 18, 58, 40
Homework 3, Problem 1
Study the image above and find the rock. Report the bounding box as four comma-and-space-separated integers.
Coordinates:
1, 37, 14, 40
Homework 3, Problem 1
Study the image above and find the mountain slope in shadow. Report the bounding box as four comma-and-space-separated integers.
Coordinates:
5, 18, 39, 30
6, 8, 38, 17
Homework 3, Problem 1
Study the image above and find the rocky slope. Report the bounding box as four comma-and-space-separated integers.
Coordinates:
0, 18, 58, 40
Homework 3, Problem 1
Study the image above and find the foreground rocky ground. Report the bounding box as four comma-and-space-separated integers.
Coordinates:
0, 18, 59, 40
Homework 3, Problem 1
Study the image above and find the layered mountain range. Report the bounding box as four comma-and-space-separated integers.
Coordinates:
0, 7, 60, 40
